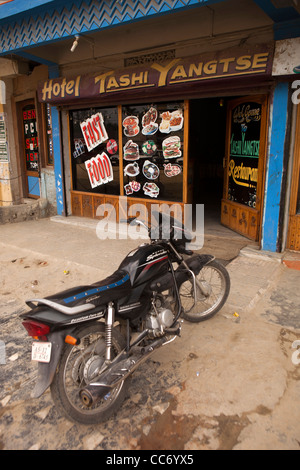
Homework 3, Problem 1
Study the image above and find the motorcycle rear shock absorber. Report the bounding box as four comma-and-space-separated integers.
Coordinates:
105, 302, 115, 362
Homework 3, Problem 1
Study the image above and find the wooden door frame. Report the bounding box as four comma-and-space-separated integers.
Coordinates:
68, 101, 189, 220
287, 104, 300, 251
221, 94, 269, 241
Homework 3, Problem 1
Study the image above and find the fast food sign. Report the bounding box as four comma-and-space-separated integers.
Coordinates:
80, 112, 108, 152
85, 152, 113, 188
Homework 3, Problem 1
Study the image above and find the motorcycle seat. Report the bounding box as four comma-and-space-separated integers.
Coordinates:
26, 270, 130, 316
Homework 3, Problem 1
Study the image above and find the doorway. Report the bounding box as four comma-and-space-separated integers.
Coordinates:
189, 95, 268, 243
189, 97, 227, 227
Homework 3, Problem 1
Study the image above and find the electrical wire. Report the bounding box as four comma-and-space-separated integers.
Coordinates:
0, 175, 24, 203
0, 196, 24, 203
0, 174, 23, 181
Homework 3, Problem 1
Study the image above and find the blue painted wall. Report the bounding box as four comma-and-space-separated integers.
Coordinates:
261, 82, 289, 252
27, 175, 40, 197
0, 0, 56, 20
0, 0, 225, 55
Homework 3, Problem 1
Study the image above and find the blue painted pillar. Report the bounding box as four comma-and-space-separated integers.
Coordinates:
51, 106, 65, 216
261, 82, 289, 252
49, 65, 65, 216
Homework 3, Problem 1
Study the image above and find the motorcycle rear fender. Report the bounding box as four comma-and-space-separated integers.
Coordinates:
31, 329, 70, 398
150, 254, 214, 292
21, 304, 105, 327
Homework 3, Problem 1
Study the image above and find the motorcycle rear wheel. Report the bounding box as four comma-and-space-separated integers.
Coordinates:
50, 322, 128, 425
180, 260, 230, 322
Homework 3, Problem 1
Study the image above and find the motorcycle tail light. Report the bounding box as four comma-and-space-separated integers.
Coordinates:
22, 320, 50, 339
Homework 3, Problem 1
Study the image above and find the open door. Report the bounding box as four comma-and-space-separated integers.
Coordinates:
221, 95, 268, 241
19, 100, 40, 198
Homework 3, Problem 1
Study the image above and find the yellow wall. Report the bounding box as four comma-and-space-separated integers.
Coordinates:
0, 101, 12, 206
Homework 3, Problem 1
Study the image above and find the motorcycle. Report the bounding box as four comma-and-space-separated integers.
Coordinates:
21, 211, 230, 424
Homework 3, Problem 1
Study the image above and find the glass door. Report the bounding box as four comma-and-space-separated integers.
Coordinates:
221, 95, 268, 241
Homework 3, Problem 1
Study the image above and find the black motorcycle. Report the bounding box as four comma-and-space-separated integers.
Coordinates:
21, 211, 230, 424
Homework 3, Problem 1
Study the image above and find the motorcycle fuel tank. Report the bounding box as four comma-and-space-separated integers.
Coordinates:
118, 243, 169, 287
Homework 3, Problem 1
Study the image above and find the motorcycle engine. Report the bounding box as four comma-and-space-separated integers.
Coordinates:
145, 294, 175, 337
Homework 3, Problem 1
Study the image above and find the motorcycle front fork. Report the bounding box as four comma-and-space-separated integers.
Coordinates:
167, 242, 210, 299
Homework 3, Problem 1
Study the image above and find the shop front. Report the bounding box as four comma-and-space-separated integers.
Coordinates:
38, 44, 274, 241
68, 100, 187, 222
287, 103, 300, 251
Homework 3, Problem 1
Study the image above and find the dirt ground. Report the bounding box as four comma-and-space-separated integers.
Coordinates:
0, 221, 299, 450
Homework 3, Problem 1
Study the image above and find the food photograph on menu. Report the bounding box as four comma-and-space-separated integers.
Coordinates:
122, 101, 184, 201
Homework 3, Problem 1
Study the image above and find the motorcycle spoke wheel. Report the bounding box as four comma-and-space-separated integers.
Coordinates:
180, 260, 230, 322
50, 323, 128, 424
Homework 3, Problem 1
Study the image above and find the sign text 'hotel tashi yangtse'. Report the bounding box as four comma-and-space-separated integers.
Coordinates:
38, 45, 274, 104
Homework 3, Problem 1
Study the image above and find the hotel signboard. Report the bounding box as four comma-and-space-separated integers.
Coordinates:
38, 45, 274, 104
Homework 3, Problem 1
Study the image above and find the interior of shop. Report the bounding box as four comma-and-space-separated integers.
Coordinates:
189, 97, 226, 218
189, 97, 255, 257
189, 96, 230, 233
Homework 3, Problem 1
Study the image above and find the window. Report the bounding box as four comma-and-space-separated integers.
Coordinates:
227, 101, 262, 208
69, 101, 185, 202
70, 106, 120, 195
122, 101, 184, 202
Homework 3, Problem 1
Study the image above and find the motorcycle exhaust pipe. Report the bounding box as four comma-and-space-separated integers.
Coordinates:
80, 335, 176, 407
80, 384, 112, 407
79, 353, 149, 408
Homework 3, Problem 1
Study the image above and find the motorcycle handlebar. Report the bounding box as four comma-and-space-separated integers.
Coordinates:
120, 217, 149, 228
119, 216, 194, 254
119, 218, 194, 256
119, 218, 135, 224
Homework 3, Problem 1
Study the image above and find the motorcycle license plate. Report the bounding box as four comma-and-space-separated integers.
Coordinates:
31, 342, 52, 363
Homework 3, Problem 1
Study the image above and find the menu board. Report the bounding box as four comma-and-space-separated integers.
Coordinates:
122, 102, 184, 202
0, 113, 9, 162
22, 105, 39, 172
227, 102, 262, 208
45, 104, 54, 165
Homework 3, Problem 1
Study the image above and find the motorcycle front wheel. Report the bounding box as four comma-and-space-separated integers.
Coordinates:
50, 322, 128, 425
179, 260, 230, 322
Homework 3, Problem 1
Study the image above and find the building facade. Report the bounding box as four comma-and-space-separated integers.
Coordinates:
0, 0, 299, 251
